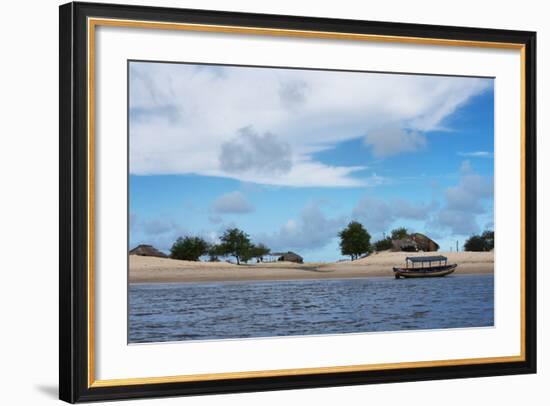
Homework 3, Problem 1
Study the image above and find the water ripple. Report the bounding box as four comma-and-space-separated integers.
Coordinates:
129, 274, 494, 343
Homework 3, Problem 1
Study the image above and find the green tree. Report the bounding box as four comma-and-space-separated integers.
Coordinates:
481, 230, 494, 250
249, 243, 270, 262
374, 237, 393, 251
338, 221, 371, 260
464, 230, 494, 252
390, 227, 409, 240
464, 235, 488, 252
218, 228, 253, 265
239, 250, 253, 264
170, 236, 209, 261
207, 243, 223, 262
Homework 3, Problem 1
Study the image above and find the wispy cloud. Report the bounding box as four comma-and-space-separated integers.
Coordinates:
458, 151, 493, 158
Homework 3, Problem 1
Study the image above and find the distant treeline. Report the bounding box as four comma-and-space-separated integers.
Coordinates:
170, 228, 269, 264
171, 222, 406, 264
337, 221, 495, 258
464, 230, 494, 252
170, 223, 494, 264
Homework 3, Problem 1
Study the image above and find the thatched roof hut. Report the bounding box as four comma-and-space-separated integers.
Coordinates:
129, 244, 168, 258
391, 233, 439, 252
411, 233, 440, 252
391, 239, 418, 252
274, 251, 303, 264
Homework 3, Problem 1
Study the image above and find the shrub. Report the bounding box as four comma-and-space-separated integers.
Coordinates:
170, 236, 209, 261
390, 227, 409, 240
374, 237, 393, 251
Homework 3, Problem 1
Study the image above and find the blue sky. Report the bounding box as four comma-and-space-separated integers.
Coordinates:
129, 61, 494, 261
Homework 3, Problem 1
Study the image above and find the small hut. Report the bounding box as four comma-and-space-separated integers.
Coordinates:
391, 233, 439, 252
411, 233, 440, 252
274, 251, 303, 264
129, 244, 168, 258
391, 239, 418, 252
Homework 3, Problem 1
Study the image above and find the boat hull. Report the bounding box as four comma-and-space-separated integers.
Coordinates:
393, 264, 457, 279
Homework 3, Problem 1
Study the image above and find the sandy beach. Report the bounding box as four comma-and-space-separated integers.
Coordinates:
129, 251, 494, 284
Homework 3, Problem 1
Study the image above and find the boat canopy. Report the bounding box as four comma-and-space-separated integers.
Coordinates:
406, 255, 447, 263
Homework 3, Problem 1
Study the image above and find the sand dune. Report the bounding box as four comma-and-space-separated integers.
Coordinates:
320, 251, 493, 272
129, 251, 493, 284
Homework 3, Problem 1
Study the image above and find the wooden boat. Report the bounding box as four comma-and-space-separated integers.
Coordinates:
393, 255, 457, 279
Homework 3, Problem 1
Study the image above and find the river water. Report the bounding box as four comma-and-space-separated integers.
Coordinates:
129, 274, 493, 343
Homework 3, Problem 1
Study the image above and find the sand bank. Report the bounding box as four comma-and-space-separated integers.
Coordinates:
129, 251, 493, 284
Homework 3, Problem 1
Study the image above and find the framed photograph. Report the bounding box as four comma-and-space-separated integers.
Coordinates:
59, 2, 536, 403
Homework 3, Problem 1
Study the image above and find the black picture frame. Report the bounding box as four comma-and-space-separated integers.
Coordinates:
59, 1, 537, 403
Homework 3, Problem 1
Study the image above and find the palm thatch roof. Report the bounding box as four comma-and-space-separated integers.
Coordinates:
273, 251, 304, 263
129, 244, 168, 258
390, 233, 439, 253
391, 239, 418, 252
411, 233, 440, 252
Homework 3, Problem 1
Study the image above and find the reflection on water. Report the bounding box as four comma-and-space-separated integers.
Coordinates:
129, 274, 493, 343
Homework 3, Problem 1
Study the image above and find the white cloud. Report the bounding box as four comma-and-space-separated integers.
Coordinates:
393, 198, 437, 220
364, 125, 426, 157
212, 191, 254, 214
434, 209, 480, 236
219, 127, 292, 175
208, 160, 369, 188
256, 203, 346, 252
131, 215, 221, 252
351, 197, 435, 234
432, 161, 493, 235
352, 197, 395, 234
130, 62, 491, 186
445, 177, 493, 214
258, 195, 439, 253
458, 151, 493, 158
130, 216, 189, 252
279, 80, 309, 109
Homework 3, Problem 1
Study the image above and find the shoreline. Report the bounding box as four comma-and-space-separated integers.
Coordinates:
129, 251, 494, 284
130, 272, 492, 286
